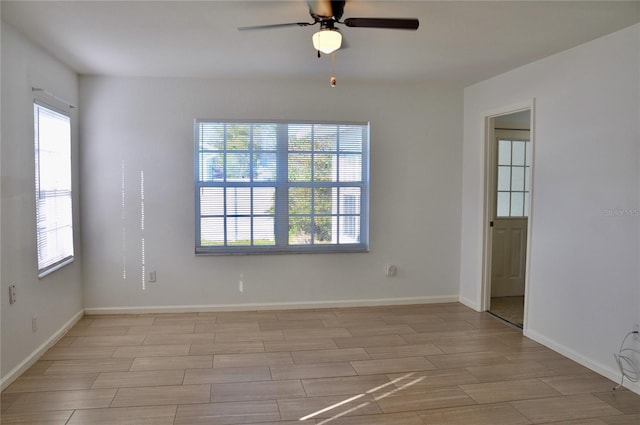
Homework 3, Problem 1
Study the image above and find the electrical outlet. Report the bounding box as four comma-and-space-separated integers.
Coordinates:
239, 273, 244, 293
148, 270, 157, 283
385, 264, 398, 278
9, 284, 16, 304
32, 317, 37, 332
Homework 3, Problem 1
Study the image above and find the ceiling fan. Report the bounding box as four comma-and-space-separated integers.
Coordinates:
238, 0, 419, 55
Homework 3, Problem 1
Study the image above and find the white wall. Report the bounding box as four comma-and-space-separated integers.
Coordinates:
460, 24, 640, 391
79, 77, 463, 311
1, 23, 84, 387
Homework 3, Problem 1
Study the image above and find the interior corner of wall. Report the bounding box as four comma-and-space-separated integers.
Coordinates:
458, 295, 479, 312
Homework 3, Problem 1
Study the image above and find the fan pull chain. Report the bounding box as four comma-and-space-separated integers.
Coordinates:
330, 52, 337, 87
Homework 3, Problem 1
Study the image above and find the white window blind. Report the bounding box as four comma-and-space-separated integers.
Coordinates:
195, 121, 369, 254
34, 102, 74, 276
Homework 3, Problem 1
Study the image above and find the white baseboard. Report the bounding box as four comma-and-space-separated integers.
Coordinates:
1, 309, 85, 392
525, 329, 640, 395
84, 295, 460, 315
458, 295, 479, 311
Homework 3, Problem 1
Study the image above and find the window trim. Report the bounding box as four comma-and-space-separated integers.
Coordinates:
34, 100, 75, 277
194, 119, 370, 255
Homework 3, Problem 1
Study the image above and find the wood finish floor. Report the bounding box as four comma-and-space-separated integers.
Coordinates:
489, 297, 524, 328
2, 303, 639, 424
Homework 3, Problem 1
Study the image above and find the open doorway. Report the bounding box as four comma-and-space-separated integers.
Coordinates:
483, 108, 532, 329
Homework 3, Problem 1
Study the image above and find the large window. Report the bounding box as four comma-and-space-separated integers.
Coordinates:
195, 121, 369, 254
34, 102, 74, 276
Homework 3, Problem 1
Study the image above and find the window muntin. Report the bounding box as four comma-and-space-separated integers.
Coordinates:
195, 121, 369, 254
34, 102, 74, 276
496, 138, 531, 217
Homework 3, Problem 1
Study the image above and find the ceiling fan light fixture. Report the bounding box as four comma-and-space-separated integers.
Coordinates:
312, 29, 342, 54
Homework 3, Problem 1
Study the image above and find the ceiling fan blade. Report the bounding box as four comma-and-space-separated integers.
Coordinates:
238, 22, 313, 31
343, 17, 419, 30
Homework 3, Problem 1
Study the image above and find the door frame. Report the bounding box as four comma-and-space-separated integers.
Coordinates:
480, 99, 535, 331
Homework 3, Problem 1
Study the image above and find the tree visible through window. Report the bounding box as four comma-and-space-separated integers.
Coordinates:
195, 121, 369, 254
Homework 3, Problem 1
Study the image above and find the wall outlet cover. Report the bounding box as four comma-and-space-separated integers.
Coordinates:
385, 265, 398, 277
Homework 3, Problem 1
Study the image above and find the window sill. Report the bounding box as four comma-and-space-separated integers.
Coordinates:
195, 245, 369, 256
38, 257, 75, 278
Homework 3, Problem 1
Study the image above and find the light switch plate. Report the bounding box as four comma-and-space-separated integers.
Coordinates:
9, 285, 16, 304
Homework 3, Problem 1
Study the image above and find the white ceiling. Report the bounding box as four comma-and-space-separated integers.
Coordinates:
2, 1, 639, 85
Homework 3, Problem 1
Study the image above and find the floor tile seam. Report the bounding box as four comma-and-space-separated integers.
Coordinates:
208, 383, 306, 404
4, 403, 78, 417
106, 400, 188, 410
212, 331, 285, 342
57, 404, 180, 423
177, 368, 187, 385
140, 334, 213, 347
457, 377, 563, 404
425, 349, 512, 366
274, 394, 286, 422
316, 398, 379, 424
106, 386, 120, 408
372, 392, 479, 416
413, 401, 533, 425
171, 403, 179, 425
69, 339, 146, 348
461, 373, 561, 385
6, 377, 105, 395
269, 361, 358, 379
367, 382, 469, 398
269, 348, 340, 356
592, 390, 640, 415
62, 408, 77, 425
278, 393, 381, 422
46, 356, 135, 368
189, 347, 268, 356
92, 381, 191, 391
506, 393, 627, 423
109, 386, 211, 408
45, 346, 119, 361
4, 385, 120, 401
150, 315, 206, 326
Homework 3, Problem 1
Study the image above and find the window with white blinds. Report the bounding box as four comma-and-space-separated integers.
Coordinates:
34, 102, 74, 276
195, 121, 369, 254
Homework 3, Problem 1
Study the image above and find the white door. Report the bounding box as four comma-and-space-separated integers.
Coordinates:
490, 130, 531, 298
491, 217, 527, 296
